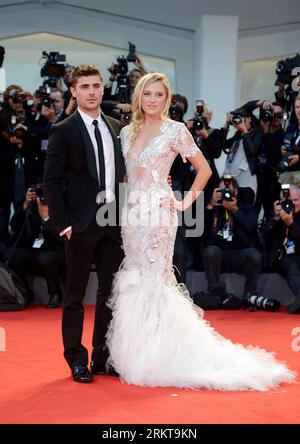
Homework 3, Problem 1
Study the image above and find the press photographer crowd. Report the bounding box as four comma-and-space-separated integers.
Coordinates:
1, 44, 300, 314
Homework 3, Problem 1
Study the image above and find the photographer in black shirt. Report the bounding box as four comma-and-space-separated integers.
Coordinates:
255, 101, 285, 221
187, 101, 222, 206
202, 176, 262, 304
8, 186, 65, 308
223, 107, 262, 205
263, 184, 300, 314
278, 95, 300, 187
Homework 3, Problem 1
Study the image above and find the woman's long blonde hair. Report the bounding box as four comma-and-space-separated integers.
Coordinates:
130, 72, 172, 143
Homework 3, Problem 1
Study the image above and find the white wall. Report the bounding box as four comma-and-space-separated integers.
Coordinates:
0, 4, 193, 108
0, 33, 175, 95
1, 4, 299, 117
237, 28, 300, 106
0, 3, 299, 178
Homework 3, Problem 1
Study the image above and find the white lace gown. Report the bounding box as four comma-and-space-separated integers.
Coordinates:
106, 119, 296, 391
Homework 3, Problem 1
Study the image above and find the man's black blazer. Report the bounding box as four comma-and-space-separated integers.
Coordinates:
43, 109, 126, 234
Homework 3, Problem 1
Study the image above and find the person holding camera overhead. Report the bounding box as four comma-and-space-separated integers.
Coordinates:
223, 107, 262, 205
102, 44, 148, 121
202, 176, 262, 310
263, 184, 300, 314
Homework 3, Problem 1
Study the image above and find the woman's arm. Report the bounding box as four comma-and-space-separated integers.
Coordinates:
173, 151, 212, 212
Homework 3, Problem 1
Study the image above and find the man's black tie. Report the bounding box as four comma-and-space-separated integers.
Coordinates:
92, 119, 106, 193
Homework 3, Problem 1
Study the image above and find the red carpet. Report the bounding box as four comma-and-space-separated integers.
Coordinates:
0, 306, 299, 424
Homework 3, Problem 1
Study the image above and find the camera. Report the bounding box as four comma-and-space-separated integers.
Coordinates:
10, 115, 27, 139
242, 294, 281, 312
11, 91, 30, 104
229, 112, 243, 126
279, 184, 295, 214
221, 187, 233, 202
277, 141, 300, 174
216, 175, 233, 205
109, 42, 137, 104
222, 175, 233, 201
191, 100, 208, 130
120, 111, 132, 125
31, 183, 46, 204
40, 51, 66, 87
259, 108, 274, 123
193, 116, 208, 131
276, 54, 300, 86
35, 85, 53, 108
275, 54, 300, 116
169, 99, 183, 121
195, 99, 204, 115
127, 41, 137, 63
277, 148, 291, 174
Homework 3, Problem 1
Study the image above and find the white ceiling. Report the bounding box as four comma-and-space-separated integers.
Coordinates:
0, 0, 299, 36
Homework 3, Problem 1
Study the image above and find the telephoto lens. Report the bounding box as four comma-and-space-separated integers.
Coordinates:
242, 294, 281, 312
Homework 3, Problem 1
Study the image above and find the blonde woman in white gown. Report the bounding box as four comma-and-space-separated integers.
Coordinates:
106, 73, 296, 391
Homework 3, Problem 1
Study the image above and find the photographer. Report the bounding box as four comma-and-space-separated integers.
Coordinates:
104, 54, 147, 100
7, 186, 65, 308
0, 87, 31, 207
202, 176, 262, 307
223, 107, 262, 205
187, 101, 222, 206
255, 101, 285, 221
3, 84, 32, 119
0, 108, 15, 243
102, 49, 147, 120
278, 95, 300, 187
263, 184, 300, 314
168, 94, 188, 123
56, 65, 77, 122
40, 89, 65, 124
274, 54, 300, 124
41, 54, 76, 122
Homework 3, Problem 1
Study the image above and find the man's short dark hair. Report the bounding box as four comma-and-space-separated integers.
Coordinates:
71, 65, 103, 86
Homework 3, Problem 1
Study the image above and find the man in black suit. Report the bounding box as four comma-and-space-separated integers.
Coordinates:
43, 65, 126, 382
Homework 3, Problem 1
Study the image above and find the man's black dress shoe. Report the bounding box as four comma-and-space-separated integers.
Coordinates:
47, 293, 62, 308
72, 364, 93, 383
90, 361, 119, 376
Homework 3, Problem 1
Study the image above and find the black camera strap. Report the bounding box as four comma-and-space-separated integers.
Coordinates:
228, 137, 241, 163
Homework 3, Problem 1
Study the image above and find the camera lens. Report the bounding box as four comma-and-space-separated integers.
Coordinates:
243, 295, 281, 312
221, 188, 232, 202
193, 117, 204, 131
229, 114, 243, 126
281, 199, 295, 214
